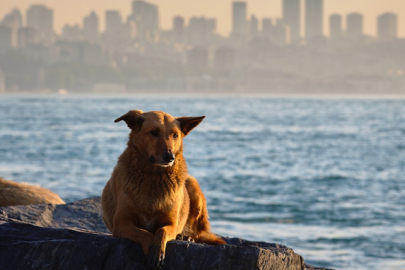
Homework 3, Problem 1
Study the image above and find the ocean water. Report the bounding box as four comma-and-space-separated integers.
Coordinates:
0, 94, 404, 269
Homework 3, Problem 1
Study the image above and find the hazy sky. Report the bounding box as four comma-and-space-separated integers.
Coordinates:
1, 0, 404, 37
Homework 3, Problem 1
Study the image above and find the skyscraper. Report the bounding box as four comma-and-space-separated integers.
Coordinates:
83, 11, 99, 41
273, 19, 288, 46
283, 0, 300, 44
173, 16, 185, 42
131, 0, 159, 41
232, 2, 247, 37
346, 13, 363, 39
250, 15, 259, 37
105, 10, 123, 42
305, 0, 323, 40
377, 13, 397, 42
0, 25, 12, 51
106, 11, 122, 34
329, 14, 342, 40
18, 27, 38, 48
1, 9, 23, 47
26, 5, 53, 45
187, 17, 215, 44
262, 18, 273, 38
207, 18, 217, 34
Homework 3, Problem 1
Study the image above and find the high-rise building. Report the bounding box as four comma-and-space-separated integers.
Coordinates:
262, 18, 273, 38
261, 18, 288, 46
305, 0, 323, 40
187, 17, 214, 44
105, 10, 122, 39
250, 15, 259, 37
215, 46, 236, 71
346, 13, 363, 39
18, 27, 38, 48
83, 11, 99, 41
232, 2, 247, 37
377, 12, 397, 42
272, 19, 288, 46
131, 0, 159, 41
61, 24, 81, 41
329, 14, 342, 40
173, 16, 185, 42
0, 68, 5, 93
207, 18, 217, 34
1, 9, 22, 47
0, 25, 12, 51
26, 5, 53, 45
187, 46, 208, 70
283, 0, 300, 44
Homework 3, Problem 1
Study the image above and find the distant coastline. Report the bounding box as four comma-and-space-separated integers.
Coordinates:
1, 89, 405, 100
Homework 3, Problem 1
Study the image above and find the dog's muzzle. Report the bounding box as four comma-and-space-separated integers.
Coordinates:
150, 153, 175, 167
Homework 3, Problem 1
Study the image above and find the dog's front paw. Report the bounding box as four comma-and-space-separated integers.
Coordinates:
176, 234, 195, 242
147, 244, 165, 270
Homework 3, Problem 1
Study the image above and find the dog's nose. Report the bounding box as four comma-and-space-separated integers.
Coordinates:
163, 152, 175, 163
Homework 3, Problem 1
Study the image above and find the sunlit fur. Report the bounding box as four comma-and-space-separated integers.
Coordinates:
0, 177, 65, 207
101, 110, 225, 269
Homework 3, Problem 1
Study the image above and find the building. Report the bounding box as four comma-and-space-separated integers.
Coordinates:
262, 18, 273, 38
105, 10, 123, 40
0, 25, 12, 52
207, 18, 217, 34
249, 15, 259, 37
26, 5, 54, 45
305, 0, 323, 41
346, 13, 363, 39
83, 11, 99, 41
272, 19, 288, 46
173, 16, 185, 42
215, 46, 236, 71
232, 2, 247, 37
0, 25, 12, 50
187, 17, 211, 45
329, 14, 342, 40
18, 27, 38, 48
131, 0, 159, 41
283, 0, 300, 44
1, 9, 23, 47
377, 12, 397, 42
261, 18, 288, 46
61, 24, 81, 41
0, 68, 5, 93
187, 46, 208, 70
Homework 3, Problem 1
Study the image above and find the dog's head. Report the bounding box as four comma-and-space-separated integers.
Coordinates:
115, 110, 204, 167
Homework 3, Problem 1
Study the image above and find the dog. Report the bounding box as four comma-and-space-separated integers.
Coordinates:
0, 177, 65, 207
101, 110, 225, 269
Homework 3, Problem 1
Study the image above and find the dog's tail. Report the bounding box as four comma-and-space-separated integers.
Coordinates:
196, 231, 227, 245
194, 208, 227, 245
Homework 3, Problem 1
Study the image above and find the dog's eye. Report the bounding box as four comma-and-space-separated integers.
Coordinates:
150, 130, 160, 137
173, 133, 179, 139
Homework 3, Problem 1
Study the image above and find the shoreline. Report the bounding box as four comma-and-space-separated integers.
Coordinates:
1, 91, 405, 100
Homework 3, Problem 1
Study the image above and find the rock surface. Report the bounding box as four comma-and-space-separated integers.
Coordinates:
0, 198, 330, 270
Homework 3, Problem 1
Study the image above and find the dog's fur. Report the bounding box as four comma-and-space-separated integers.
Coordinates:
0, 177, 65, 207
101, 110, 225, 268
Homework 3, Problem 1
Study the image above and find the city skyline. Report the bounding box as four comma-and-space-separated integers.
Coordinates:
0, 0, 404, 95
1, 0, 404, 38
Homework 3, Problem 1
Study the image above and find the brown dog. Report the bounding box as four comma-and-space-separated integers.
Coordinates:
0, 177, 65, 207
101, 110, 225, 268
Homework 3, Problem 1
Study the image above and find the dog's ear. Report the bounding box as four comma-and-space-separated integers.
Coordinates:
176, 116, 205, 136
114, 110, 144, 130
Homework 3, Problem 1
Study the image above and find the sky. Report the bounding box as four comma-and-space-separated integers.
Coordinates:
1, 0, 404, 37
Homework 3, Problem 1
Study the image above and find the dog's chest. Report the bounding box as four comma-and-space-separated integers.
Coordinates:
135, 193, 178, 231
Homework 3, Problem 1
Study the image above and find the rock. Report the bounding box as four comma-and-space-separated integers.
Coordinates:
0, 198, 330, 270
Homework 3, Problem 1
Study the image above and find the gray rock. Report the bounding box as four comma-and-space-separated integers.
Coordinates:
0, 198, 330, 270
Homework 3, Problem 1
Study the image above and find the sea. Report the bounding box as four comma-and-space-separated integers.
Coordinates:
0, 94, 404, 269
